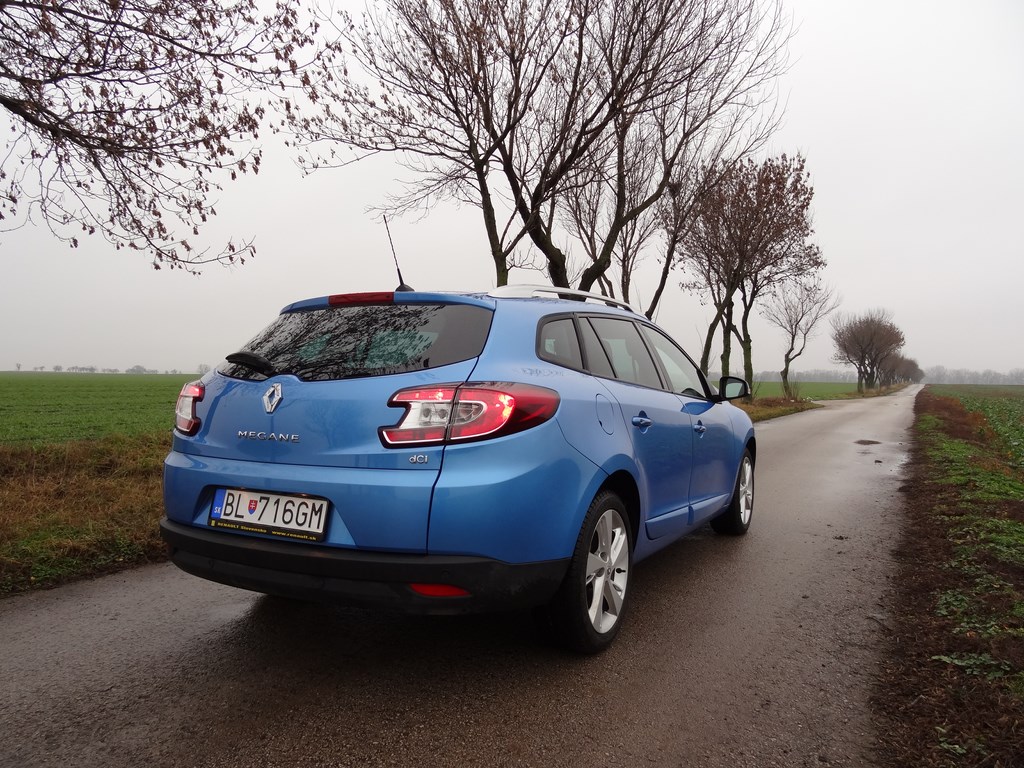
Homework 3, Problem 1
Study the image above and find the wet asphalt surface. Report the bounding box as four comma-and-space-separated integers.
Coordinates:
0, 387, 919, 767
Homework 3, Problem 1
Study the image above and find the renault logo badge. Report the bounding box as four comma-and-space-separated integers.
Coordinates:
263, 383, 283, 414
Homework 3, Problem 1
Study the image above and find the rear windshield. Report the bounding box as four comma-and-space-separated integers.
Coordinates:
219, 303, 493, 382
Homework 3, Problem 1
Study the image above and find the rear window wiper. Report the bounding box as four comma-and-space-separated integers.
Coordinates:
225, 350, 278, 377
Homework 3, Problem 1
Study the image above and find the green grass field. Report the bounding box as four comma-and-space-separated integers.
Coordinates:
0, 372, 196, 444
751, 380, 861, 399
930, 385, 1024, 470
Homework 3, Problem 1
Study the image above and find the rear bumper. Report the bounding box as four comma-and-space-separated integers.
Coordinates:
160, 518, 568, 614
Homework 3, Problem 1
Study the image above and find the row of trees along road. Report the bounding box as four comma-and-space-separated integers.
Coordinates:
6, 0, 832, 386
831, 309, 924, 392
676, 153, 826, 390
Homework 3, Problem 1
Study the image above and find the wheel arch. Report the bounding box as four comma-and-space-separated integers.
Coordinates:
598, 470, 641, 551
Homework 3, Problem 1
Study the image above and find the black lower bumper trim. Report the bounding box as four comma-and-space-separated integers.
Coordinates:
160, 518, 568, 614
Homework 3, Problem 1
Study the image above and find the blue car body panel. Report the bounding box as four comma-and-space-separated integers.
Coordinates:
426, 420, 596, 561
163, 447, 441, 553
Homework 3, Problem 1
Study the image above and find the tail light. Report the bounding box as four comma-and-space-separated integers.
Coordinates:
175, 381, 205, 435
380, 383, 559, 447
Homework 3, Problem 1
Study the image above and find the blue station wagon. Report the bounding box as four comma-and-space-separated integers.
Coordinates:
161, 286, 755, 652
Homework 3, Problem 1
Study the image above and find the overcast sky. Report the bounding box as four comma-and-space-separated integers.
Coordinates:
2, 0, 1022, 376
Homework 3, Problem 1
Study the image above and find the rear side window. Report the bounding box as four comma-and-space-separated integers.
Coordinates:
219, 304, 492, 382
538, 317, 584, 369
578, 319, 615, 378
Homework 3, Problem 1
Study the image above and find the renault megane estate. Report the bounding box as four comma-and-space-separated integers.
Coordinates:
160, 285, 755, 652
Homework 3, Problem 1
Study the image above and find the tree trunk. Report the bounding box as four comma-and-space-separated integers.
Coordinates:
720, 301, 734, 377
519, 207, 569, 287
740, 334, 753, 394
737, 301, 755, 392
476, 167, 508, 286
780, 367, 792, 399
578, 227, 622, 293
700, 309, 724, 373
644, 233, 679, 320
780, 341, 796, 399
496, 148, 571, 288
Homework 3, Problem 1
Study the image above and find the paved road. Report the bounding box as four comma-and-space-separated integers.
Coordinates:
0, 387, 919, 768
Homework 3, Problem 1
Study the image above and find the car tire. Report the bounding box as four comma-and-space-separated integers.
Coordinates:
540, 490, 632, 654
710, 449, 754, 536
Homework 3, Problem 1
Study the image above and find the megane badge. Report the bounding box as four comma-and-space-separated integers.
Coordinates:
263, 383, 283, 414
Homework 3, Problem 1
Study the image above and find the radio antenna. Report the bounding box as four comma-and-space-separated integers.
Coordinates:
383, 215, 414, 292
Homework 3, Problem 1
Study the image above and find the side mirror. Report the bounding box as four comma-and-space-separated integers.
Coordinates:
716, 376, 749, 402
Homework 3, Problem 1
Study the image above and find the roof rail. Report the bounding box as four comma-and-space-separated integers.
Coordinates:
487, 284, 639, 313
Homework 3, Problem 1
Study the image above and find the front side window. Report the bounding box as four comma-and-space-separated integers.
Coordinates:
219, 304, 492, 381
640, 326, 708, 398
587, 317, 663, 389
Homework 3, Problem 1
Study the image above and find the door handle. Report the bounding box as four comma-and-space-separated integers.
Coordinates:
694, 422, 707, 435
631, 416, 653, 429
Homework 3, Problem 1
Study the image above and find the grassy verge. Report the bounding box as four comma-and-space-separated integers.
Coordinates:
733, 396, 821, 421
0, 432, 171, 595
877, 386, 1024, 767
736, 383, 906, 421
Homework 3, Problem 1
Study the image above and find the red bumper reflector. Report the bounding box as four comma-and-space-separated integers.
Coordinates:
409, 583, 471, 598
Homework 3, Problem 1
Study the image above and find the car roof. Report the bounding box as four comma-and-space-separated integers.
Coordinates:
280, 285, 645, 320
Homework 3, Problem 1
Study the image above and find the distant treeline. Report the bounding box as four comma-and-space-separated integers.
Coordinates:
710, 368, 1023, 386
15, 366, 173, 374
741, 370, 1019, 387
923, 367, 1024, 385
708, 369, 861, 384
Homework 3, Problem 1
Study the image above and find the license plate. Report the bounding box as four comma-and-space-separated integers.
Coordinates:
210, 489, 329, 542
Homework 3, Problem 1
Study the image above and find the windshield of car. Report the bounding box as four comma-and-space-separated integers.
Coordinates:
219, 303, 493, 382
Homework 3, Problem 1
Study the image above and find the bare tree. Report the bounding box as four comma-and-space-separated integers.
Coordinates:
1, 0, 317, 270
878, 353, 923, 387
557, 0, 788, 303
763, 280, 839, 398
294, 0, 789, 293
831, 309, 906, 392
680, 154, 824, 381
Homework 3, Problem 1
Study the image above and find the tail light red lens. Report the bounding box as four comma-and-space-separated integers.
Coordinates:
175, 381, 205, 435
409, 583, 471, 597
380, 387, 458, 444
380, 383, 559, 447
